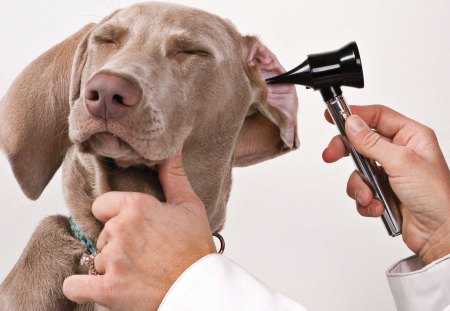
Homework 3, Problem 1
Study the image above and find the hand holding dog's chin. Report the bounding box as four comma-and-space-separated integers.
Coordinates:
323, 105, 450, 265
63, 153, 216, 311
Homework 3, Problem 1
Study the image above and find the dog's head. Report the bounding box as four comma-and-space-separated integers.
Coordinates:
0, 3, 298, 227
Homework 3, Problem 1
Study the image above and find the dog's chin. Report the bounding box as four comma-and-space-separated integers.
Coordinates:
81, 132, 158, 168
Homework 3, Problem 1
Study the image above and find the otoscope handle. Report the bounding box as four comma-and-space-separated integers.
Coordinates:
326, 95, 402, 237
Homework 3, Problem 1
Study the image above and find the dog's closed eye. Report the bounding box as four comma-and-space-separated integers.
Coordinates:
176, 49, 210, 56
93, 35, 116, 45
166, 37, 212, 61
174, 49, 211, 63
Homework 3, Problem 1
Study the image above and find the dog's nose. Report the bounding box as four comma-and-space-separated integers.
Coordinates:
85, 73, 142, 120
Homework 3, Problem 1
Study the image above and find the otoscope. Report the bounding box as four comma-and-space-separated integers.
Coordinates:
266, 42, 402, 237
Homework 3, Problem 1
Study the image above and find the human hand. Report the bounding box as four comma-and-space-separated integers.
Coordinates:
62, 152, 216, 310
323, 105, 450, 265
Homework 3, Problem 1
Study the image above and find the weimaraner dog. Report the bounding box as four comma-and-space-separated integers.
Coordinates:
0, 2, 298, 310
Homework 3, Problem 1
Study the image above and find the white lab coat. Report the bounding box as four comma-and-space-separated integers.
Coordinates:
158, 253, 450, 311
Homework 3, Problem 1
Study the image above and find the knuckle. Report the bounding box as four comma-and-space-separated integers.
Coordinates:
361, 130, 382, 151
192, 195, 205, 208
105, 250, 124, 268
378, 104, 391, 112
419, 125, 437, 142
129, 200, 147, 216
123, 192, 144, 208
124, 192, 158, 210
99, 245, 126, 270
397, 146, 417, 164
115, 251, 128, 268
128, 195, 158, 217
371, 104, 387, 120
371, 104, 386, 111
104, 219, 125, 236
98, 245, 111, 258
184, 200, 207, 219
188, 196, 206, 212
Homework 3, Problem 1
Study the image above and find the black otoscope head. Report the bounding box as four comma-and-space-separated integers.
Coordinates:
265, 41, 364, 101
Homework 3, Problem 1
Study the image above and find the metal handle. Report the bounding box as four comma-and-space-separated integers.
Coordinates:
326, 96, 402, 237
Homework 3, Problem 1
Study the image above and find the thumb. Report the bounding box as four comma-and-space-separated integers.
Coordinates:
345, 115, 401, 173
63, 275, 105, 305
158, 151, 203, 207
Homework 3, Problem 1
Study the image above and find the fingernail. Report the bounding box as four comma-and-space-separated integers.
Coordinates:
367, 204, 377, 215
348, 116, 367, 134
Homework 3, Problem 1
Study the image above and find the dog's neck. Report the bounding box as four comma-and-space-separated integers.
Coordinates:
62, 140, 233, 240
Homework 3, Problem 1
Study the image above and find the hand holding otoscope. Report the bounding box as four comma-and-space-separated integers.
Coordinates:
266, 42, 403, 236
266, 41, 450, 259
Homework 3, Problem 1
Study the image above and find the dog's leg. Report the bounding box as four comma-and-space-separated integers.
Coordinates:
0, 215, 87, 311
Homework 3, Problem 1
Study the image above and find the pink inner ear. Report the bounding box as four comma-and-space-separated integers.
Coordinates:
246, 39, 298, 148
267, 84, 298, 147
246, 42, 284, 80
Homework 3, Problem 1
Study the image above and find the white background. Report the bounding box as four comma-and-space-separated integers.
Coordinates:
1, 1, 449, 310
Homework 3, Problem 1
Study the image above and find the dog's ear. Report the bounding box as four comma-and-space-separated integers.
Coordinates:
0, 24, 95, 200
233, 36, 299, 167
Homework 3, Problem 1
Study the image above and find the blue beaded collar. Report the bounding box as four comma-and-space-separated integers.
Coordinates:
69, 217, 98, 255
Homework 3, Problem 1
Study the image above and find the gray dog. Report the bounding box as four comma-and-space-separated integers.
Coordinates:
0, 2, 298, 310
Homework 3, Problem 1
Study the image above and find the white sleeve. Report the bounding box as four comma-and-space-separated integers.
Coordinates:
386, 253, 450, 311
158, 254, 307, 311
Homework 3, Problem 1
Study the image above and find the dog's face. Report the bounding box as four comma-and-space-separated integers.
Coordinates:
0, 2, 298, 231
70, 3, 247, 167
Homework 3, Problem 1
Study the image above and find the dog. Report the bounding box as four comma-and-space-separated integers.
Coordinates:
0, 2, 298, 310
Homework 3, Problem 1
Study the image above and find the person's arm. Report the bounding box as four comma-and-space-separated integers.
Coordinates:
386, 254, 450, 311
62, 153, 307, 311
324, 105, 450, 310
159, 254, 306, 311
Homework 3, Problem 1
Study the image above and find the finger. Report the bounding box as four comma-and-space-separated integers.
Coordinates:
92, 192, 128, 224
347, 105, 416, 139
158, 151, 203, 207
351, 105, 442, 163
346, 170, 373, 207
96, 229, 108, 252
324, 110, 334, 124
93, 251, 106, 275
63, 274, 104, 305
356, 199, 384, 217
327, 105, 420, 139
322, 135, 348, 163
345, 115, 404, 173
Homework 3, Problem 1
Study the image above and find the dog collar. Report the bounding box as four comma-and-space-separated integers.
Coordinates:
69, 217, 224, 256
69, 217, 98, 255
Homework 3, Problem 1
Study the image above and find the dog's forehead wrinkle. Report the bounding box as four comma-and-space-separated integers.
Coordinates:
160, 28, 200, 52
110, 2, 235, 59
92, 22, 128, 40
